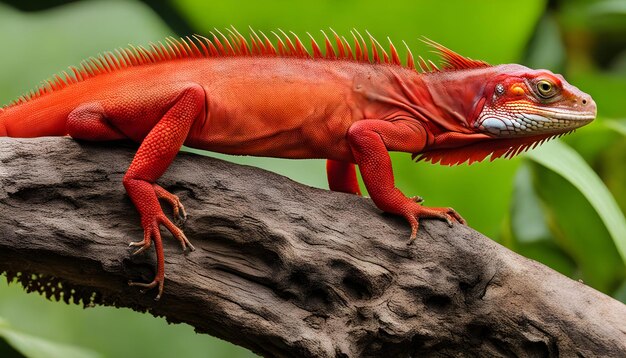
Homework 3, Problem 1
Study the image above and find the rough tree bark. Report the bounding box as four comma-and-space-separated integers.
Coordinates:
0, 137, 624, 357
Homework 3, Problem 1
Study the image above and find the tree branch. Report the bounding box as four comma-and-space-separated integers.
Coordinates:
0, 137, 624, 357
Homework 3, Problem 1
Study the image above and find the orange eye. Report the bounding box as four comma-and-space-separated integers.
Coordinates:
511, 86, 525, 96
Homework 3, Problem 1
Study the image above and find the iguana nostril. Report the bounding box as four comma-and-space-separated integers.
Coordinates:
582, 98, 587, 105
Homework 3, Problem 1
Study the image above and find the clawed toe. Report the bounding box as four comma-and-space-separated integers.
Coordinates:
153, 184, 188, 225
129, 239, 151, 255
425, 207, 466, 228
177, 205, 188, 223
450, 210, 467, 225
160, 216, 195, 252
404, 202, 467, 242
129, 278, 164, 300
185, 238, 196, 251
172, 203, 187, 226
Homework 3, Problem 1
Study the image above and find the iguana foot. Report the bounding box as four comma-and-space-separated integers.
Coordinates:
403, 203, 466, 242
128, 212, 194, 300
124, 181, 195, 300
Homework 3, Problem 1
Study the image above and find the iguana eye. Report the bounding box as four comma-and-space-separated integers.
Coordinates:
536, 80, 557, 98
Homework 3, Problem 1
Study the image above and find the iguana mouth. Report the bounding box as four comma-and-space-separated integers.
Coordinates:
476, 102, 596, 137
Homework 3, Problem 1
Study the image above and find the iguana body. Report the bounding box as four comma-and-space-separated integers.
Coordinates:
0, 30, 596, 299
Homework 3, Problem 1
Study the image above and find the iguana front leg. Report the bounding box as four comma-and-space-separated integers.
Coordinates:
347, 119, 466, 240
67, 84, 206, 299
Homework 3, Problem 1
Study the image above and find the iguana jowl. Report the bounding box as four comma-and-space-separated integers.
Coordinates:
0, 29, 597, 299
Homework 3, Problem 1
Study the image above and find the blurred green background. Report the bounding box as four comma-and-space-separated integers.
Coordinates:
0, 0, 624, 357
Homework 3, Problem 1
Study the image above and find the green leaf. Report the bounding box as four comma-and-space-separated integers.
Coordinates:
523, 13, 565, 71
604, 119, 626, 136
508, 164, 578, 276
510, 164, 552, 243
588, 0, 626, 15
526, 140, 626, 265
0, 324, 100, 358
614, 279, 626, 304
525, 162, 622, 290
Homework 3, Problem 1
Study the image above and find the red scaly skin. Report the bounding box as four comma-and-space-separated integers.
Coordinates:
326, 160, 361, 195
0, 31, 596, 299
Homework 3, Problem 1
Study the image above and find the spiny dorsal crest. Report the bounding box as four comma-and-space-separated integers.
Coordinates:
3, 27, 491, 109
420, 37, 490, 71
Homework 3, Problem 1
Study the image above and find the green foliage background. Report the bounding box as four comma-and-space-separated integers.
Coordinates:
0, 0, 624, 356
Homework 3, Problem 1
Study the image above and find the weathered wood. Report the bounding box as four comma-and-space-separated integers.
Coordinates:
0, 137, 624, 357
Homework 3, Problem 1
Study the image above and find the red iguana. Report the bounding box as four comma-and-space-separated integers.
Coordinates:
0, 29, 596, 299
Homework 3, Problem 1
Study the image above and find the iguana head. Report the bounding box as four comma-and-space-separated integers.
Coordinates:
412, 41, 597, 165
474, 64, 596, 137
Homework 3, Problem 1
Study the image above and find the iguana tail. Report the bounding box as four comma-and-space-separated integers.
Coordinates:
0, 97, 69, 137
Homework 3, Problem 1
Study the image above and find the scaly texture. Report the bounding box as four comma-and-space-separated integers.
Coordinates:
0, 29, 597, 297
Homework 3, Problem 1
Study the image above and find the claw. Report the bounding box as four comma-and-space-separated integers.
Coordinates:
187, 239, 196, 252
129, 279, 163, 301
129, 237, 151, 254
129, 240, 143, 247
131, 244, 150, 256
405, 215, 419, 244
178, 204, 188, 222
409, 195, 424, 204
129, 226, 154, 255
172, 202, 187, 226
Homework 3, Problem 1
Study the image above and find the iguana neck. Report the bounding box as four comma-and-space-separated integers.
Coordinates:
356, 66, 496, 141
